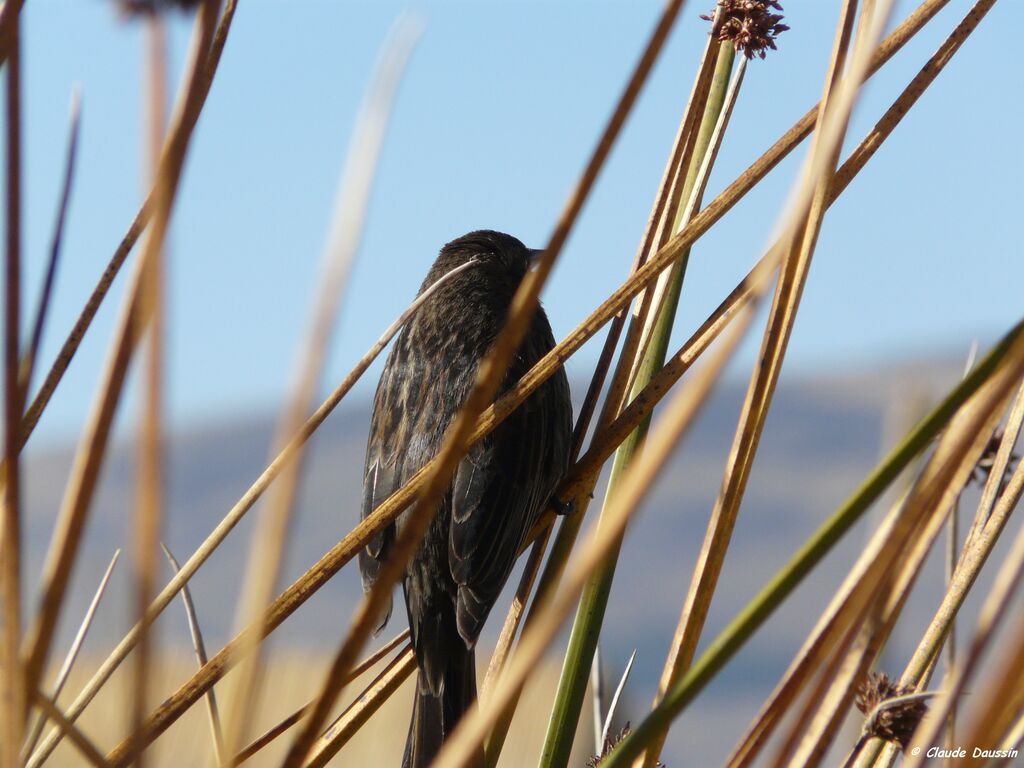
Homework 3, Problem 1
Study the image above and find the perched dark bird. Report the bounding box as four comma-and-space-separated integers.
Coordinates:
359, 230, 572, 768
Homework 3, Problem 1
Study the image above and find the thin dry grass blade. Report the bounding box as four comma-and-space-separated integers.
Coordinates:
20, 0, 222, 719
159, 544, 223, 765
300, 646, 417, 768
994, 708, 1024, 766
276, 4, 688, 766
863, 451, 1024, 768
623, 45, 740, 413
723, 488, 909, 768
127, 15, 169, 768
945, 491, 961, 752
900, 450, 1024, 765
234, 687, 354, 766
36, 5, 953, 762
903, 386, 1024, 689
0, 0, 949, 479
750, 362, 1017, 768
931, 610, 1024, 768
435, 252, 780, 768
18, 0, 239, 446
33, 241, 479, 768
597, 325, 1024, 768
730, 398, 1018, 768
99, 18, 945, 756
526, 0, 957, 540
230, 632, 410, 766
602, 649, 637, 747
556, 38, 742, 768
220, 16, 423, 757
233, 707, 306, 767
942, 348, 980, 746
643, 5, 879, 761
0, 0, 23, 68
483, 24, 724, 760
1, 11, 25, 765
19, 87, 81, 398
964, 382, 1024, 550
30, 691, 108, 768
722, 2, 1006, 761
22, 549, 120, 761
347, 630, 411, 681
774, 456, 964, 768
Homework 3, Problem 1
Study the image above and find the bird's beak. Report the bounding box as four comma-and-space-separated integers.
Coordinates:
527, 248, 545, 268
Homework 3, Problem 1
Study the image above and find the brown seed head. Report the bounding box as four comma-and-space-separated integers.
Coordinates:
701, 1, 790, 60
855, 671, 929, 750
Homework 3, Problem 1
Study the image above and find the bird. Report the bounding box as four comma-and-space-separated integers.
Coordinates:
358, 230, 573, 768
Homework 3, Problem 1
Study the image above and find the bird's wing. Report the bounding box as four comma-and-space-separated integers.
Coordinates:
358, 349, 406, 634
449, 363, 572, 645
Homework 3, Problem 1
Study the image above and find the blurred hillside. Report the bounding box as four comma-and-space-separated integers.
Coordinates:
23, 358, 1022, 766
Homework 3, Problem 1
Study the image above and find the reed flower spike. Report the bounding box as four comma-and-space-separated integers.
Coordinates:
702, 0, 789, 60
855, 671, 930, 751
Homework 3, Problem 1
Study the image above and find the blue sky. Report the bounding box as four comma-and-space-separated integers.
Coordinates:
6, 0, 1023, 446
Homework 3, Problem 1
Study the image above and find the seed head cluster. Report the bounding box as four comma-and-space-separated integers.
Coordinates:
701, 1, 790, 60
855, 671, 929, 750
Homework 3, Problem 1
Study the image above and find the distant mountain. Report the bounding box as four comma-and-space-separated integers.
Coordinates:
24, 360, 1003, 766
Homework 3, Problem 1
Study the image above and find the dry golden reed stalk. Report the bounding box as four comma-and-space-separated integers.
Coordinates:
21, 0, 223, 718
219, 16, 423, 760
9, 2, 1018, 767
482, 21, 727, 735
128, 12, 170, 768
18, 88, 80, 399
18, 0, 238, 447
484, 5, 960, 755
22, 550, 119, 761
30, 690, 107, 768
441, 15, 920, 753
491, 19, 736, 765
273, 5, 691, 766
39, 22, 953, 762
159, 545, 224, 764
2, 6, 25, 764
42, 6, 953, 766
902, 497, 1024, 767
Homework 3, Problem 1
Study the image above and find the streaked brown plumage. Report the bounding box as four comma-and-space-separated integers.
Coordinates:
358, 230, 572, 768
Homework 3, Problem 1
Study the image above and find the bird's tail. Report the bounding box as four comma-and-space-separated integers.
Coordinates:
402, 645, 479, 768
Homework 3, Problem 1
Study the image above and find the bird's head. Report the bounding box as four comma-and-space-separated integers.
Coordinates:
424, 230, 542, 298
